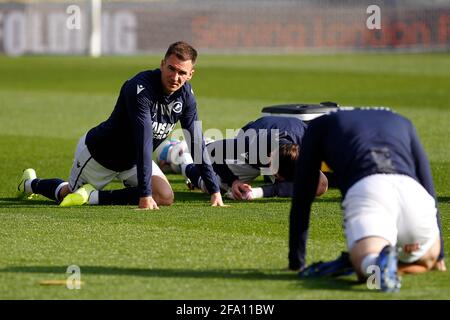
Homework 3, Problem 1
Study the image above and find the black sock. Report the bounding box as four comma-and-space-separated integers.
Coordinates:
185, 164, 201, 188
31, 178, 66, 202
98, 187, 140, 205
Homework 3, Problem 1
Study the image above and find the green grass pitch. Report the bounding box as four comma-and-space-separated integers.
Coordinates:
0, 53, 449, 299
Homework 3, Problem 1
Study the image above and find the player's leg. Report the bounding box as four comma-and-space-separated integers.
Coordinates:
349, 236, 391, 281
17, 134, 91, 203
136, 162, 173, 205
30, 178, 69, 202
97, 161, 174, 206
151, 174, 174, 206
17, 168, 68, 202
395, 175, 441, 273
343, 174, 401, 291
398, 236, 440, 274
60, 135, 116, 206
316, 171, 329, 196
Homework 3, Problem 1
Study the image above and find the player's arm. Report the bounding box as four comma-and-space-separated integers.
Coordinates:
258, 181, 293, 198
180, 94, 223, 206
410, 124, 444, 262
257, 171, 328, 199
288, 121, 323, 271
125, 80, 158, 210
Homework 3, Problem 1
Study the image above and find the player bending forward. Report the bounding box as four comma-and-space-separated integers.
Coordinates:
288, 108, 446, 292
160, 116, 328, 200
17, 41, 223, 209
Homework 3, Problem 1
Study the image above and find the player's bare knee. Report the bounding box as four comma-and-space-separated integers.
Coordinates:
315, 171, 328, 197
150, 174, 174, 205
422, 258, 437, 271
316, 178, 328, 197
417, 237, 441, 270
162, 190, 174, 205
153, 188, 174, 206
158, 192, 174, 206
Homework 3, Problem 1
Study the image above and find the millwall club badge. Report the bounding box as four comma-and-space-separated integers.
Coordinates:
173, 102, 183, 113
137, 84, 145, 94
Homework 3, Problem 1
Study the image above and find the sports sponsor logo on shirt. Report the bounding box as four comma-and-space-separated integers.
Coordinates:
152, 122, 176, 140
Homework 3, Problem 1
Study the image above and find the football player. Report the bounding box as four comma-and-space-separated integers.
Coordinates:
162, 116, 328, 200
288, 108, 446, 292
18, 41, 224, 209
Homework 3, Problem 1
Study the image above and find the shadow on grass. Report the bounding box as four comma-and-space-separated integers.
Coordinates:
175, 192, 293, 204
437, 196, 450, 203
0, 192, 343, 207
314, 197, 342, 203
0, 197, 55, 207
296, 276, 366, 292
173, 191, 211, 203
0, 265, 363, 291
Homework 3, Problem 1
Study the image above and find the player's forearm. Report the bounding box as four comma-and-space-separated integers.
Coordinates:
125, 80, 154, 197
288, 203, 310, 270
198, 164, 221, 194
182, 117, 221, 194
261, 182, 293, 198
135, 129, 153, 197
410, 131, 444, 259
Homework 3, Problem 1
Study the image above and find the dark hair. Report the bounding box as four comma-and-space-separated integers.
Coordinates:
164, 41, 198, 64
276, 143, 300, 182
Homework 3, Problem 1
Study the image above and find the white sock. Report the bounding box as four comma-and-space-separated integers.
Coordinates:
251, 187, 264, 199
88, 190, 99, 205
361, 253, 379, 276
24, 179, 34, 194
54, 182, 69, 202
179, 153, 193, 178
179, 152, 193, 165
181, 164, 188, 178
180, 154, 193, 175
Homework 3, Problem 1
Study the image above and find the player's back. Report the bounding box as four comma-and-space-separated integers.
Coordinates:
84, 70, 158, 171
240, 116, 306, 145
311, 109, 420, 196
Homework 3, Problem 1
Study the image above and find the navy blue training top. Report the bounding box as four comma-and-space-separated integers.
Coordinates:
288, 109, 444, 270
85, 69, 220, 197
239, 116, 306, 147
212, 116, 307, 186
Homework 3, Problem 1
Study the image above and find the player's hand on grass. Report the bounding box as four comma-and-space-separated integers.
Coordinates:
434, 259, 447, 271
210, 192, 226, 207
231, 180, 252, 200
138, 196, 159, 210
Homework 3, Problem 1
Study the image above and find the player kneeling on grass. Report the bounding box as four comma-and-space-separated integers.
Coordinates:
288, 108, 446, 292
159, 116, 328, 200
17, 41, 223, 209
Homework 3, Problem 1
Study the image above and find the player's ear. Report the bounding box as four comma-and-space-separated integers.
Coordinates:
187, 68, 194, 80
160, 59, 165, 69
